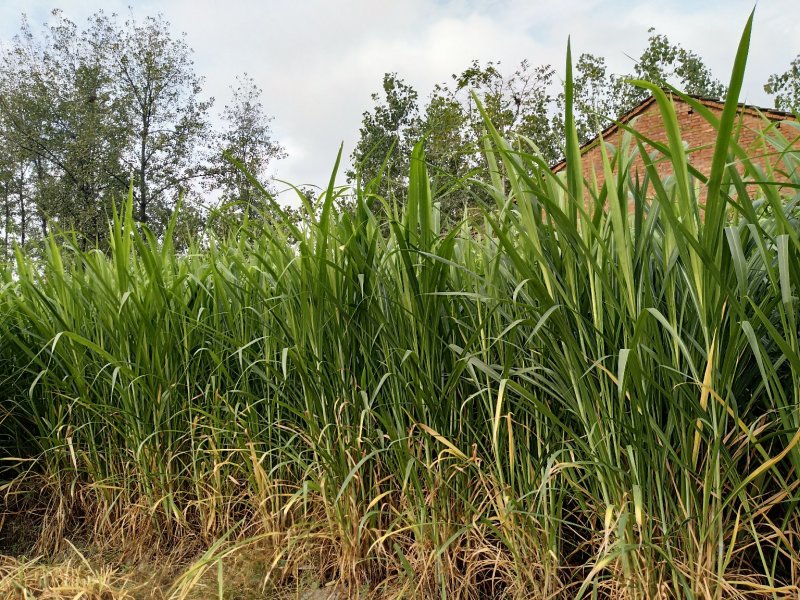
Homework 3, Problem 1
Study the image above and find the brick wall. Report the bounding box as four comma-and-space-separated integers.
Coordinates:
555, 96, 800, 195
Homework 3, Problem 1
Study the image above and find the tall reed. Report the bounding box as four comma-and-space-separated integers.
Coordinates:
1, 13, 799, 598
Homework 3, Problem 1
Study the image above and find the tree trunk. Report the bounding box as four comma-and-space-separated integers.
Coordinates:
3, 186, 9, 261
33, 158, 48, 238
37, 209, 48, 239
138, 127, 148, 223
18, 168, 26, 247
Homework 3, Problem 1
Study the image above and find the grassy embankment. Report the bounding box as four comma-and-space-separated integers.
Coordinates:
1, 15, 800, 599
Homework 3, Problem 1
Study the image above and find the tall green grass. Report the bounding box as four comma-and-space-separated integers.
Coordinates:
1, 15, 800, 598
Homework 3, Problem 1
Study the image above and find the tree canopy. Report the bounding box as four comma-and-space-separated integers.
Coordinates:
0, 9, 283, 256
1, 11, 796, 254
349, 29, 739, 227
765, 54, 800, 113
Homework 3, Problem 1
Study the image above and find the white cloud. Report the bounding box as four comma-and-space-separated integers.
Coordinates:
2, 0, 799, 192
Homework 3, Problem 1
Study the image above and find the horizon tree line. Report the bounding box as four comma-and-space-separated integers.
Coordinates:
1, 10, 799, 257
0, 9, 284, 256
350, 29, 800, 224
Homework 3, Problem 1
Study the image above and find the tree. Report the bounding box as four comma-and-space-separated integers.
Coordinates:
0, 11, 129, 248
0, 60, 37, 250
207, 74, 285, 221
0, 9, 288, 251
417, 60, 559, 223
0, 132, 30, 256
564, 31, 726, 145
628, 29, 725, 103
765, 55, 800, 112
348, 73, 422, 212
450, 60, 558, 158
561, 53, 621, 145
46, 13, 130, 245
419, 88, 473, 222
106, 13, 213, 233
349, 62, 560, 226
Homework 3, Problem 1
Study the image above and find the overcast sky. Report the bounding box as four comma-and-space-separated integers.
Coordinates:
1, 0, 799, 193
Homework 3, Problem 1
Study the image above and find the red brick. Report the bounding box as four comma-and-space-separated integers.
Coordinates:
552, 95, 800, 198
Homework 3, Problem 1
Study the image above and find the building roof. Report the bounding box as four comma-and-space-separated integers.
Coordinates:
551, 94, 798, 173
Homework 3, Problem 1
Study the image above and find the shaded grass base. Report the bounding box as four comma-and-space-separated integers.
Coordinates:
4, 473, 800, 599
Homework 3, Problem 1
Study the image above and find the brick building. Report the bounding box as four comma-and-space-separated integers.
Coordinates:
552, 95, 800, 190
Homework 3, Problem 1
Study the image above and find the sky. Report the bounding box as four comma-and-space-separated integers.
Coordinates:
1, 0, 799, 193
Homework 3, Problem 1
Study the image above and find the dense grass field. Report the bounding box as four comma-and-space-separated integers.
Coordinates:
2, 20, 800, 599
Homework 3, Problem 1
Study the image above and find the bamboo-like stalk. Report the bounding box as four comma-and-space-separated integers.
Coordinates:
1, 14, 799, 598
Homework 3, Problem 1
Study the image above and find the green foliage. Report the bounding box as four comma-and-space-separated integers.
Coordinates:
347, 72, 422, 216
435, 59, 561, 224
350, 29, 728, 231
765, 53, 800, 112
632, 28, 727, 99
0, 11, 131, 250
205, 74, 286, 233
563, 30, 728, 146
1, 13, 800, 598
107, 12, 213, 231
0, 10, 283, 252
451, 59, 558, 159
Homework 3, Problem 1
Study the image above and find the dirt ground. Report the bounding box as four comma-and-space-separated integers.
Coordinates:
0, 550, 346, 600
